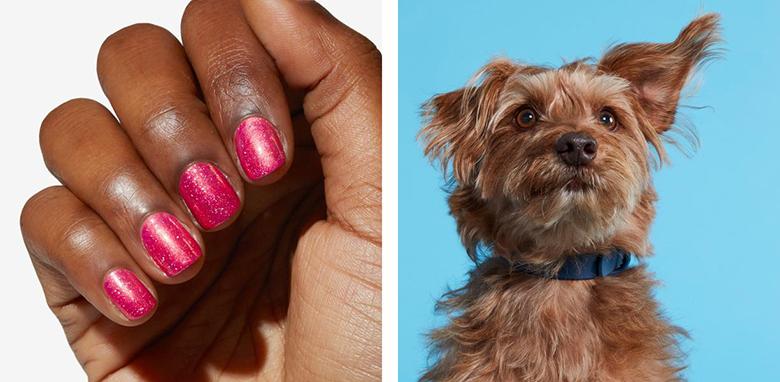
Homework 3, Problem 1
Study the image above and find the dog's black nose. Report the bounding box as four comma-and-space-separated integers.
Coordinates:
556, 132, 598, 166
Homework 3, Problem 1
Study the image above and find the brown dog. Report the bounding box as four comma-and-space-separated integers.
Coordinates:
419, 14, 722, 382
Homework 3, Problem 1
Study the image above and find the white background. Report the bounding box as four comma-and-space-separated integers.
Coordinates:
0, 1, 388, 380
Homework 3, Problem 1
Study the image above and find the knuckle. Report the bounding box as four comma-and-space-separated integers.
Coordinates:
40, 98, 102, 146
21, 186, 69, 235
332, 28, 381, 70
98, 23, 174, 65
348, 33, 381, 60
204, 47, 278, 116
102, 23, 171, 51
39, 99, 107, 165
182, 0, 211, 32
136, 101, 190, 142
21, 185, 105, 266
58, 209, 105, 258
183, 0, 279, 113
345, 37, 382, 79
95, 165, 150, 226
208, 54, 258, 97
21, 186, 76, 261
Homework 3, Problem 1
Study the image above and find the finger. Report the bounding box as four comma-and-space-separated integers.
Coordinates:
182, 0, 293, 184
237, 1, 382, 380
97, 24, 243, 231
238, 0, 382, 239
40, 99, 205, 282
21, 186, 158, 325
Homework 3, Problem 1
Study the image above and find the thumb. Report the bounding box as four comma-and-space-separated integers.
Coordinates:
239, 0, 382, 242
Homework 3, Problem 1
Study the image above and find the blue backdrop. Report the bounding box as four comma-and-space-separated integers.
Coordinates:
398, 1, 780, 380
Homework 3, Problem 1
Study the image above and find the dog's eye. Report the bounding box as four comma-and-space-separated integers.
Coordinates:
599, 110, 618, 131
515, 108, 537, 129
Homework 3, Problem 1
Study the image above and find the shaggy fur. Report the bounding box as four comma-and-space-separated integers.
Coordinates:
419, 14, 722, 382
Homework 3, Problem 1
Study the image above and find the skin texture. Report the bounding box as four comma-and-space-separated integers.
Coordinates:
19, 0, 381, 381
419, 15, 721, 382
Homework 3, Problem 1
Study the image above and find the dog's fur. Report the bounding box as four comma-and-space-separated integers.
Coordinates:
419, 14, 722, 382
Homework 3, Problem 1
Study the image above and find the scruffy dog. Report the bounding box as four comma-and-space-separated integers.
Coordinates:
418, 14, 722, 382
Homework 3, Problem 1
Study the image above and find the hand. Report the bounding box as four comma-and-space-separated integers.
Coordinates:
20, 0, 381, 380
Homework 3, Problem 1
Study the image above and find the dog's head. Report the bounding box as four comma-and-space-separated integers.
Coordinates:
420, 14, 721, 261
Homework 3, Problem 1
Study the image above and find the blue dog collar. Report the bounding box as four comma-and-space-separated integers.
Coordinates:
502, 248, 632, 280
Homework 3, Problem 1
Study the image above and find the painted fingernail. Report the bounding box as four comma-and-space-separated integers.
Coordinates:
179, 162, 240, 230
104, 269, 156, 320
141, 213, 202, 276
234, 117, 285, 181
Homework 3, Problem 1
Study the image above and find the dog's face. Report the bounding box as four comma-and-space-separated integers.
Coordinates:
479, 66, 653, 247
421, 15, 721, 259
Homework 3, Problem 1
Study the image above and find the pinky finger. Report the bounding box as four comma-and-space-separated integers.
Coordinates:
21, 186, 158, 326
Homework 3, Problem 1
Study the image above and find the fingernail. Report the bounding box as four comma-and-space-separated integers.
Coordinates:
179, 162, 240, 230
141, 213, 202, 276
234, 117, 285, 181
104, 269, 156, 320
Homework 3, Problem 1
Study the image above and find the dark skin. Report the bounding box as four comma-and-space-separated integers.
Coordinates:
20, 0, 381, 380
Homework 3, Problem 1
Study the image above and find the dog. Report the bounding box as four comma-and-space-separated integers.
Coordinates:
418, 14, 722, 382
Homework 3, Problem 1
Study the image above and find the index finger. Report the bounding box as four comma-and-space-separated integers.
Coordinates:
236, 1, 382, 380
239, 0, 382, 238
182, 0, 293, 185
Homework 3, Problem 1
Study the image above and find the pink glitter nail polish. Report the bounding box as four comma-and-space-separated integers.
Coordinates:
179, 162, 240, 230
234, 117, 285, 181
104, 269, 156, 320
141, 213, 202, 276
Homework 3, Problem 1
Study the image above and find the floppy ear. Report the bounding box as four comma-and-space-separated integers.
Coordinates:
599, 13, 722, 134
419, 59, 516, 186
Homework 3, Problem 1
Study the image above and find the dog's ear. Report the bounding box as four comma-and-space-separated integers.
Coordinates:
599, 13, 722, 134
419, 59, 516, 185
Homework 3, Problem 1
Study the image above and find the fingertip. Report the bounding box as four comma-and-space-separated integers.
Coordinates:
233, 116, 292, 185
103, 268, 158, 325
139, 211, 206, 283
178, 162, 243, 231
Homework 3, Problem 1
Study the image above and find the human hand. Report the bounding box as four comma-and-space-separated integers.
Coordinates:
20, 0, 381, 380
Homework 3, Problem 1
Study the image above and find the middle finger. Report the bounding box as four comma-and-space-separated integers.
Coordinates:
97, 23, 243, 231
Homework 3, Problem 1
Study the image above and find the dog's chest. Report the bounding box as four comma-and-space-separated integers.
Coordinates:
472, 271, 682, 381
